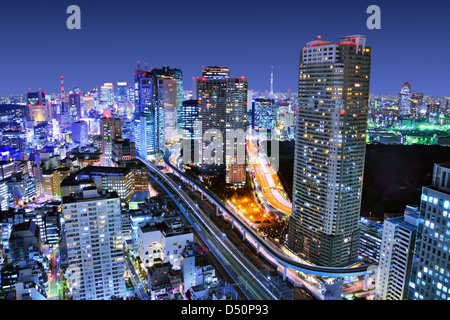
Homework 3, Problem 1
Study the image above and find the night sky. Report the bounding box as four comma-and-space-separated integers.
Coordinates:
1, 0, 449, 96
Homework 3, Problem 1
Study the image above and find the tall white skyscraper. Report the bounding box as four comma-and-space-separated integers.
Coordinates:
288, 35, 371, 267
62, 187, 125, 300
408, 163, 450, 300
399, 82, 412, 116
375, 212, 418, 300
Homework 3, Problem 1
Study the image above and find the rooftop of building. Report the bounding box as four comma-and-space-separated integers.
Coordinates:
79, 165, 131, 176
62, 188, 119, 204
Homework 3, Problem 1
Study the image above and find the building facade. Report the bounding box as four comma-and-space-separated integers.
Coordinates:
195, 66, 248, 187
408, 163, 450, 300
288, 35, 371, 267
62, 188, 125, 300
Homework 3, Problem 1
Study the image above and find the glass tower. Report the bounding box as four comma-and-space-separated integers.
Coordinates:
408, 163, 450, 300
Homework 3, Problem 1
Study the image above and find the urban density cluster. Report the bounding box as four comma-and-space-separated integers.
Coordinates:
0, 34, 449, 302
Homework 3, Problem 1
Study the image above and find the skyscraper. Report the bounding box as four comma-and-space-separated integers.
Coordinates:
288, 35, 371, 267
252, 98, 276, 136
195, 66, 248, 187
100, 117, 122, 166
116, 82, 128, 103
133, 64, 164, 158
68, 93, 81, 122
72, 121, 89, 147
399, 82, 412, 117
408, 163, 450, 300
150, 66, 183, 144
100, 83, 114, 107
375, 212, 418, 300
62, 187, 125, 300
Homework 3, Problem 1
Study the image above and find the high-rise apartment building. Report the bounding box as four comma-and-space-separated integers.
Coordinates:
408, 163, 450, 300
195, 66, 248, 187
288, 35, 371, 267
62, 187, 125, 300
375, 212, 418, 300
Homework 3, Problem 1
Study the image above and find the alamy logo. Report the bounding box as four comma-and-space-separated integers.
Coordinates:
366, 5, 381, 30
66, 5, 81, 30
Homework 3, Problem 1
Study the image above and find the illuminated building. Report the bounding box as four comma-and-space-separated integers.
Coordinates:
116, 82, 128, 103
252, 98, 276, 137
133, 64, 165, 158
375, 212, 418, 300
26, 91, 51, 123
358, 218, 383, 264
114, 159, 149, 192
408, 163, 450, 300
195, 66, 248, 187
100, 83, 114, 107
62, 188, 125, 300
288, 35, 371, 267
68, 93, 81, 122
181, 100, 200, 164
0, 180, 10, 211
151, 66, 183, 144
111, 138, 136, 163
73, 166, 133, 203
181, 100, 200, 140
71, 121, 89, 147
137, 218, 193, 270
41, 168, 70, 198
100, 117, 122, 166
399, 82, 412, 117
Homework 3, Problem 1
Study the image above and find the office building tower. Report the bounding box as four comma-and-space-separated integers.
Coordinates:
375, 212, 418, 300
408, 163, 450, 300
114, 159, 149, 192
133, 64, 165, 158
358, 218, 383, 264
116, 82, 128, 103
9, 220, 42, 265
288, 35, 371, 267
62, 187, 125, 300
68, 93, 81, 121
26, 91, 51, 123
399, 82, 412, 117
252, 98, 276, 136
181, 100, 200, 164
151, 66, 183, 144
100, 83, 114, 107
196, 66, 248, 187
100, 117, 122, 166
71, 121, 89, 147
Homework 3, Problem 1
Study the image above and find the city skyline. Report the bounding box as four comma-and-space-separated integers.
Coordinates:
1, 0, 450, 303
1, 0, 450, 96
